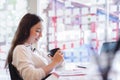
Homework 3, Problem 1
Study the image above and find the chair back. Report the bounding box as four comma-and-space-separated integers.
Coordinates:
8, 63, 23, 80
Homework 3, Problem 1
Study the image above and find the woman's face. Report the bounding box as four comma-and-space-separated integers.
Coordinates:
26, 22, 43, 44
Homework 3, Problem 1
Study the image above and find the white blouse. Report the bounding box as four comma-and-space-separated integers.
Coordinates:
12, 44, 51, 80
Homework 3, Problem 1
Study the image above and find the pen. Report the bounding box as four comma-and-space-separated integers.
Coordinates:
76, 65, 87, 69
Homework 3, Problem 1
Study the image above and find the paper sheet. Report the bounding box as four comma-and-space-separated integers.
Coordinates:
55, 69, 86, 76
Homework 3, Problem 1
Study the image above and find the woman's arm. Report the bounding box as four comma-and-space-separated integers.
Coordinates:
42, 50, 64, 75
12, 45, 46, 80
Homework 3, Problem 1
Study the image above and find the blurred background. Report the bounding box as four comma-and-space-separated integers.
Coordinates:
0, 0, 120, 80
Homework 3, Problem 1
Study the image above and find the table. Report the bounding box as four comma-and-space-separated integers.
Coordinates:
54, 62, 102, 80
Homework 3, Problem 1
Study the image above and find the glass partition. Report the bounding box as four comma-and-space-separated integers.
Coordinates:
0, 0, 27, 69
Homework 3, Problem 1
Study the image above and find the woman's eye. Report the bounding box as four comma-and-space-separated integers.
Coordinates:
36, 30, 41, 32
36, 30, 39, 32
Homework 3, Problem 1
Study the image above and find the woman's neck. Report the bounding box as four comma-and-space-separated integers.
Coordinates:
25, 39, 32, 45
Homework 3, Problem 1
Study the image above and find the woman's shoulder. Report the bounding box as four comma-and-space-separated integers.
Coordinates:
13, 44, 29, 57
14, 44, 26, 51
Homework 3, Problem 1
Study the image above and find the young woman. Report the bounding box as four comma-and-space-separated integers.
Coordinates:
5, 13, 64, 80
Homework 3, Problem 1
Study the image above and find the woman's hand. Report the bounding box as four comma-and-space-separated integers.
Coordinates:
42, 50, 64, 75
52, 50, 64, 67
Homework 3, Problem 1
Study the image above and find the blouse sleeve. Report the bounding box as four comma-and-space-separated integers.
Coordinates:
12, 45, 46, 80
37, 49, 52, 63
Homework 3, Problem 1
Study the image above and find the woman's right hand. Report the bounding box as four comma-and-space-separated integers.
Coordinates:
52, 50, 64, 67
42, 49, 64, 75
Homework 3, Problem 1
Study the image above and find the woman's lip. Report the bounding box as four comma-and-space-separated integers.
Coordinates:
35, 38, 39, 41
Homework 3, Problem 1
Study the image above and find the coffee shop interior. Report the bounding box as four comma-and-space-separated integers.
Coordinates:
0, 0, 120, 80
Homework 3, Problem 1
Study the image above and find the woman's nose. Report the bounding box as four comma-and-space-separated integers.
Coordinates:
39, 32, 42, 37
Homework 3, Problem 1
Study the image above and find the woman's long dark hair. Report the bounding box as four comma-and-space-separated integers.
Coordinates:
5, 13, 43, 68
